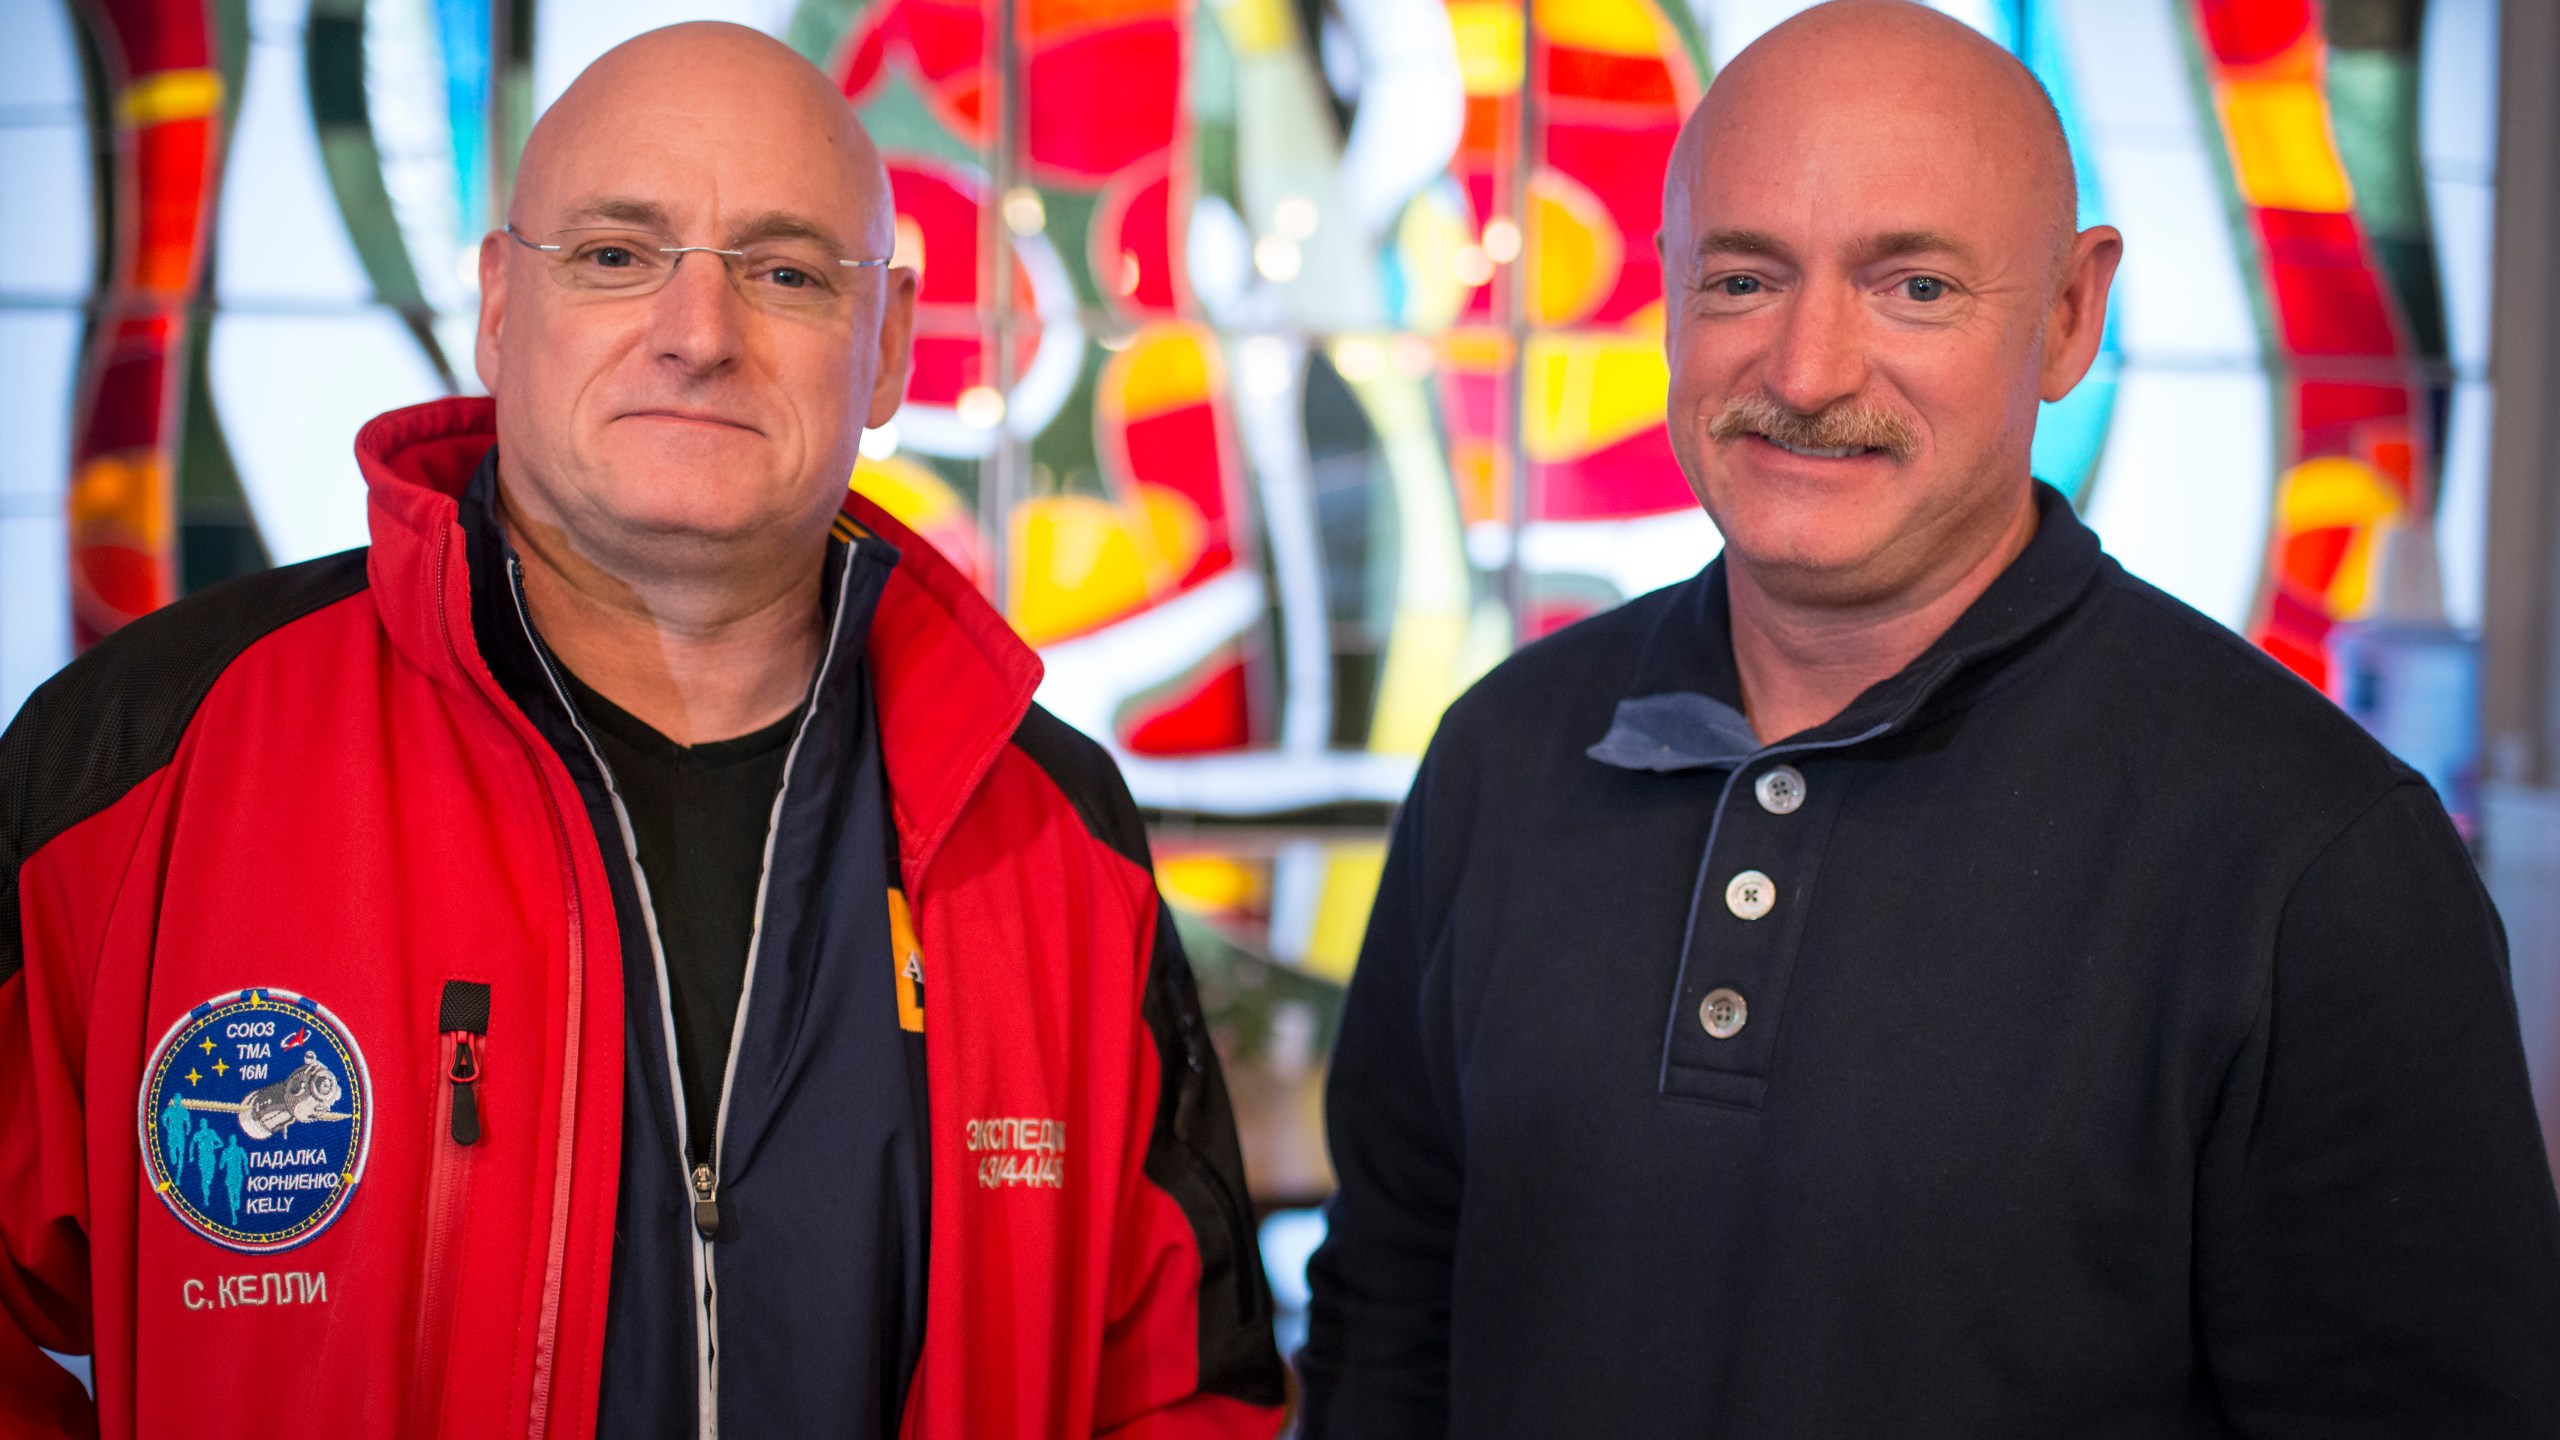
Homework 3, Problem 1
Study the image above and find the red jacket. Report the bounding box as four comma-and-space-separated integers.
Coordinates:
0, 397, 1286, 1437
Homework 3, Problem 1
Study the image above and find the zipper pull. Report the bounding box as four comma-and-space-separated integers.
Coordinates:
438, 981, 493, 1148
691, 1164, 721, 1241
448, 1037, 482, 1145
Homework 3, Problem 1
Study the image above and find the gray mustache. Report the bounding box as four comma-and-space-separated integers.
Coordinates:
1706, 394, 1920, 461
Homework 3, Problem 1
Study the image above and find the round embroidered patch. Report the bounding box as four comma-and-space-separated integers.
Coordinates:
138, 989, 373, 1254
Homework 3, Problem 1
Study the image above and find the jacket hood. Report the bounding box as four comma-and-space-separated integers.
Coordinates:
355, 395, 1043, 882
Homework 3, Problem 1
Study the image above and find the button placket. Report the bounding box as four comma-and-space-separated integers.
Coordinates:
1660, 752, 1848, 1108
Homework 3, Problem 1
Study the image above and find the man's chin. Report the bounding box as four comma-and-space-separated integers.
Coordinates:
608, 500, 794, 545
568, 472, 811, 550
578, 432, 813, 536
599, 419, 773, 474
1714, 514, 1918, 608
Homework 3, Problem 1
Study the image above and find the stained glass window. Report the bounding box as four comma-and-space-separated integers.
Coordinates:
0, 0, 2503, 1227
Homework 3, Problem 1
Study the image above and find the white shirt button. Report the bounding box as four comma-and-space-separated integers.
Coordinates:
1725, 869, 1776, 921
1700, 987, 1748, 1038
1754, 764, 1806, 815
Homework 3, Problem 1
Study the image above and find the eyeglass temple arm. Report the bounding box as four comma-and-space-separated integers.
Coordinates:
501, 223, 561, 253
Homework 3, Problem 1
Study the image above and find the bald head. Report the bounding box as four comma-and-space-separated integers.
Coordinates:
1664, 1, 2076, 272
514, 22, 894, 258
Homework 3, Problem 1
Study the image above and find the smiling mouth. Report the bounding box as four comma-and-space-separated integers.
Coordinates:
624, 409, 759, 433
1753, 434, 1880, 460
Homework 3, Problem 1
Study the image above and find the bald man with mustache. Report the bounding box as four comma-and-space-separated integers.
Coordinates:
0, 24, 1283, 1439
1300, 4, 2560, 1435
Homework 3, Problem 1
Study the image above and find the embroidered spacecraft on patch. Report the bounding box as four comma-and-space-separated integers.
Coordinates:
181, 1050, 354, 1140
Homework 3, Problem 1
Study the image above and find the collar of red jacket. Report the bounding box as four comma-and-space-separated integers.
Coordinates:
355, 394, 1044, 882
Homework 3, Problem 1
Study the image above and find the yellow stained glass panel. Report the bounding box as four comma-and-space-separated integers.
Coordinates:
2218, 79, 2354, 213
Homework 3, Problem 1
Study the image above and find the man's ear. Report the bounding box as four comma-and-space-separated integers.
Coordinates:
865, 266, 919, 430
2039, 225, 2122, 403
475, 230, 511, 394
1658, 225, 1679, 343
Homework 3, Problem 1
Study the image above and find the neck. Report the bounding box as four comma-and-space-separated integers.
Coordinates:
501, 491, 829, 747
1726, 487, 2040, 745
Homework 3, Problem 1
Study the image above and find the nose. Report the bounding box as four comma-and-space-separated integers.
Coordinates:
1761, 275, 1870, 417
643, 249, 749, 377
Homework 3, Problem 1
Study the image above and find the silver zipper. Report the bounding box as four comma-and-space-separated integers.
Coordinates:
508, 542, 862, 1440
504, 561, 712, 1432
694, 540, 860, 1428
691, 1163, 721, 1237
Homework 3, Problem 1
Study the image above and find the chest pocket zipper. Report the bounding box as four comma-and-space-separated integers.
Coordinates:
413, 981, 492, 1435
449, 1033, 484, 1145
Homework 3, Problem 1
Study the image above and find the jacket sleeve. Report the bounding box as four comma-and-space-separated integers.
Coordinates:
1091, 890, 1290, 1439
2196, 780, 2560, 1434
1, 690, 108, 1435
1297, 764, 1460, 1438
0, 974, 95, 1434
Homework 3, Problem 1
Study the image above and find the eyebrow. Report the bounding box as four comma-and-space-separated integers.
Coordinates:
559, 197, 674, 230
1689, 226, 1979, 271
1693, 228, 1791, 263
1847, 229, 1977, 268
552, 199, 849, 255
724, 210, 849, 255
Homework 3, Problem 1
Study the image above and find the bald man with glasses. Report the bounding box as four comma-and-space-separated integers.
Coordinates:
0, 24, 1284, 1439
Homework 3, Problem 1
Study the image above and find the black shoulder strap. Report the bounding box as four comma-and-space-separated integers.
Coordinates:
1003, 696, 1157, 860
0, 550, 373, 984
1006, 702, 1153, 869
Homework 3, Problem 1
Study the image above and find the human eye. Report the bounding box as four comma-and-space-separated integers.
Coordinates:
746, 248, 843, 300
1696, 271, 1774, 310
564, 234, 667, 286
1896, 274, 1953, 302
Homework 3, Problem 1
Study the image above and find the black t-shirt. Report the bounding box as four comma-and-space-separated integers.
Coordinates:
559, 667, 801, 1164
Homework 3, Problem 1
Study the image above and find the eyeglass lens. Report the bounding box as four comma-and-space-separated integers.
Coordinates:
536, 229, 857, 307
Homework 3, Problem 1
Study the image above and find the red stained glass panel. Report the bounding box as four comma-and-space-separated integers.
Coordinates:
2265, 261, 2399, 357
1126, 659, 1255, 755
2196, 0, 2313, 65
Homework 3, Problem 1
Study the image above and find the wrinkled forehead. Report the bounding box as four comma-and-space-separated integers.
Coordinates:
1684, 87, 2046, 265
513, 83, 878, 244
1669, 51, 2068, 271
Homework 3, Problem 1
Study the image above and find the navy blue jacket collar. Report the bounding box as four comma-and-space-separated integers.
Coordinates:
1589, 482, 2103, 772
